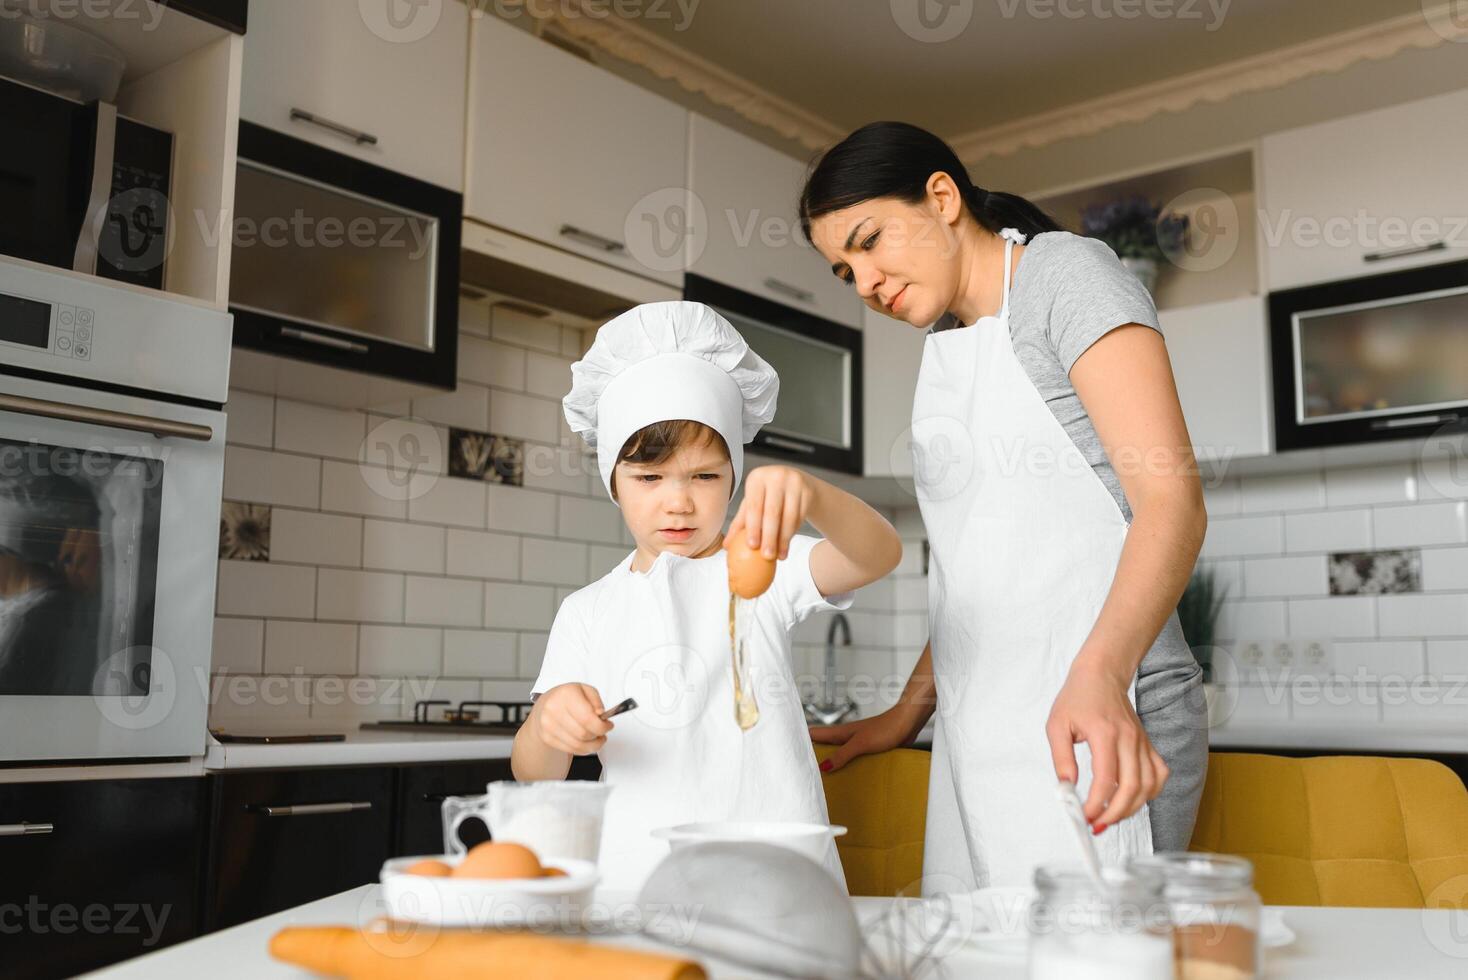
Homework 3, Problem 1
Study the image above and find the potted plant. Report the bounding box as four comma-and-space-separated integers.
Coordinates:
1177, 564, 1228, 726
1080, 195, 1189, 296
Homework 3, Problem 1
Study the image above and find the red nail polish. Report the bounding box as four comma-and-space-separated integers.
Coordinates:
1092, 823, 1107, 836
819, 760, 832, 772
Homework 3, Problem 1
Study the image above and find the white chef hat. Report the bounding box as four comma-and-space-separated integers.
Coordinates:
564, 301, 779, 504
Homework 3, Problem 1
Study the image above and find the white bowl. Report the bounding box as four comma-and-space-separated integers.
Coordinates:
651, 820, 847, 865
379, 854, 598, 928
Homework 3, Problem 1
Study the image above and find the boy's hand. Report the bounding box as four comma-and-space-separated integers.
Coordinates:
728, 465, 815, 560
533, 683, 613, 756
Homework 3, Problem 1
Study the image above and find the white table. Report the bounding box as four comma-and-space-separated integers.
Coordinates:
82, 883, 1468, 979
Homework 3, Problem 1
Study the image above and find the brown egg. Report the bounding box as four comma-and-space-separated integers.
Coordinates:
404, 859, 453, 877
725, 534, 776, 599
452, 841, 543, 880
541, 866, 568, 878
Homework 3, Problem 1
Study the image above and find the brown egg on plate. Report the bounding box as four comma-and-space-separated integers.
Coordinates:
541, 867, 568, 878
452, 841, 544, 879
725, 533, 776, 599
404, 859, 453, 877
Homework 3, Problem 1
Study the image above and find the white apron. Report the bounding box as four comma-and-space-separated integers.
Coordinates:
911, 227, 1152, 893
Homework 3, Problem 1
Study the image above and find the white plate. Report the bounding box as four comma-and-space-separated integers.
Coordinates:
379, 854, 599, 929
1261, 907, 1295, 949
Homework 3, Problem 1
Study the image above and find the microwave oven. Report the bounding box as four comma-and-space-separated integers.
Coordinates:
0, 75, 173, 291
1269, 258, 1468, 450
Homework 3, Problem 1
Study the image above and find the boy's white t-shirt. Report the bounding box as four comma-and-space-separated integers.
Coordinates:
531, 533, 854, 894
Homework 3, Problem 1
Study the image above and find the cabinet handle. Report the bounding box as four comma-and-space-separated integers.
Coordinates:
559, 224, 626, 254
0, 392, 214, 442
289, 108, 379, 147
279, 326, 371, 354
250, 801, 373, 817
1371, 412, 1459, 430
761, 434, 817, 455
1363, 241, 1446, 263
764, 277, 814, 304
0, 822, 54, 837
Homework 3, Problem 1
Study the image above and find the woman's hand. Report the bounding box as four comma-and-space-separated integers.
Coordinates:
810, 706, 923, 773
727, 465, 814, 561
1046, 659, 1169, 833
532, 683, 613, 756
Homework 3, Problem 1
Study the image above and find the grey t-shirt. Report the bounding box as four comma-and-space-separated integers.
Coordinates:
933, 230, 1198, 679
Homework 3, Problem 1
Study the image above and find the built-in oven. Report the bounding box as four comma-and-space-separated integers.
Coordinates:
1269, 258, 1468, 451
0, 257, 229, 763
684, 274, 863, 474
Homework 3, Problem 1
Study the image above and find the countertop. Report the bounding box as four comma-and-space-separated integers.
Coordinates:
202, 722, 516, 770
81, 882, 1468, 979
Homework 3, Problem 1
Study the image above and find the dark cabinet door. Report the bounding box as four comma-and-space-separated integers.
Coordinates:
393, 759, 512, 857
205, 767, 393, 930
0, 776, 207, 980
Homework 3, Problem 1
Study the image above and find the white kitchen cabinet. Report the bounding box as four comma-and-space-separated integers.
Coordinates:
861, 305, 928, 477
466, 15, 687, 286
1259, 88, 1468, 291
1159, 295, 1272, 462
240, 0, 468, 191
688, 115, 862, 327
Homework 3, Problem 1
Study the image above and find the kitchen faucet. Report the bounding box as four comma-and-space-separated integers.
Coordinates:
804, 612, 858, 726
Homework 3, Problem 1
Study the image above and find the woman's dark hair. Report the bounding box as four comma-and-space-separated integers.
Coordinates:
799, 121, 1062, 244
610, 420, 730, 502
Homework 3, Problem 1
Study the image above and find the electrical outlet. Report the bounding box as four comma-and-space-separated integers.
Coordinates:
1271, 642, 1295, 669
1302, 640, 1329, 668
1240, 642, 1264, 667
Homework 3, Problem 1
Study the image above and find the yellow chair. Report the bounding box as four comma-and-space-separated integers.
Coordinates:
1189, 753, 1468, 909
815, 743, 931, 896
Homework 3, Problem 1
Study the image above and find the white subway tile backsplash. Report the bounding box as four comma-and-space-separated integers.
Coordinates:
487, 484, 558, 536
519, 632, 549, 679
359, 625, 441, 676
1426, 640, 1468, 681
1324, 464, 1416, 508
490, 390, 561, 444
317, 569, 404, 623
225, 390, 274, 448
1330, 640, 1426, 682
223, 447, 320, 509
1287, 597, 1375, 638
1197, 560, 1242, 603
409, 476, 487, 529
1239, 472, 1325, 514
210, 674, 313, 726
211, 617, 264, 674
557, 495, 623, 544
1213, 683, 1289, 726
525, 352, 574, 399
521, 540, 588, 586
274, 400, 365, 461
1379, 677, 1468, 725
1418, 458, 1468, 501
1373, 501, 1468, 549
1378, 594, 1468, 637
588, 544, 631, 577
459, 297, 490, 336
1283, 509, 1372, 554
216, 561, 316, 619
1201, 479, 1241, 517
1421, 547, 1468, 592
459, 336, 526, 390
1201, 515, 1284, 558
413, 383, 489, 432
480, 678, 535, 703
405, 576, 483, 628
1214, 599, 1287, 642
445, 529, 520, 580
309, 676, 406, 722
561, 326, 585, 358
491, 305, 564, 354
264, 620, 357, 675
363, 520, 445, 574
1288, 677, 1382, 725
442, 630, 519, 677
522, 445, 592, 495
1243, 556, 1327, 598
483, 582, 556, 630
321, 460, 408, 519
269, 509, 363, 567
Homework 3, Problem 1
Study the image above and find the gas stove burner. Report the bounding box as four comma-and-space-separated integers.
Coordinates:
359, 699, 534, 735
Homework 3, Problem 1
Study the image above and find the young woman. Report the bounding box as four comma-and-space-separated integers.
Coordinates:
803, 122, 1209, 891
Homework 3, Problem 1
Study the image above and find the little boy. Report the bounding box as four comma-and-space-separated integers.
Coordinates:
511, 301, 901, 893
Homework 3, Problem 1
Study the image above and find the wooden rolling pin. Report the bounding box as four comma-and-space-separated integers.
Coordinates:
270, 926, 707, 980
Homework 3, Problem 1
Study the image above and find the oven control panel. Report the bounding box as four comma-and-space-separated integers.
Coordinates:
53, 304, 95, 361
0, 292, 95, 362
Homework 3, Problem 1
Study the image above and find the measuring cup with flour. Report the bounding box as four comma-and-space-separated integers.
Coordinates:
441, 780, 612, 863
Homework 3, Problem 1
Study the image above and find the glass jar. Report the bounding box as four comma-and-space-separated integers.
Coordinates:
1027, 864, 1175, 980
1129, 852, 1262, 980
